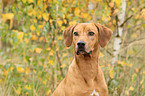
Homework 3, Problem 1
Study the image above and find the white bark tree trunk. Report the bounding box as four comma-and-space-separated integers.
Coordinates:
112, 0, 126, 64
0, 0, 2, 49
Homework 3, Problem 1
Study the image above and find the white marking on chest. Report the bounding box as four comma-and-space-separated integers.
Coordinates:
90, 89, 99, 96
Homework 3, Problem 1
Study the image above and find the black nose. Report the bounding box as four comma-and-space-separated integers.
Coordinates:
77, 41, 85, 47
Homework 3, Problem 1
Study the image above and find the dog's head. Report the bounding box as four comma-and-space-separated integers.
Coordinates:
63, 23, 113, 55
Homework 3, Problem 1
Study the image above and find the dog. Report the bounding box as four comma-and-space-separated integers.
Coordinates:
52, 23, 113, 96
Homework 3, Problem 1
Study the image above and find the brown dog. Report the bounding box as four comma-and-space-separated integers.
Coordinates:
52, 23, 112, 96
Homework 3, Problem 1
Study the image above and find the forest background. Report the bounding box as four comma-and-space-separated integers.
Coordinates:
0, 0, 145, 96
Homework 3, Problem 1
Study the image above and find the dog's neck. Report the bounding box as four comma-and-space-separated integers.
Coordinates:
74, 44, 100, 85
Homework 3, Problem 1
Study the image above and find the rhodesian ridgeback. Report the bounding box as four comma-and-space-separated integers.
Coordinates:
52, 23, 113, 96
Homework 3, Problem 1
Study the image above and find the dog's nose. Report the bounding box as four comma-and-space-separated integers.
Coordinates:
77, 41, 85, 47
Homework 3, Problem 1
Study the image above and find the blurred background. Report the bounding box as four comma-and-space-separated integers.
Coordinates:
0, 0, 145, 96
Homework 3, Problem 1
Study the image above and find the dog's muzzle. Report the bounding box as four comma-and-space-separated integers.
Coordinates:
76, 41, 92, 55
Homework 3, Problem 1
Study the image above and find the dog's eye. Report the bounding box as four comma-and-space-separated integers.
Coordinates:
88, 32, 95, 36
74, 32, 79, 36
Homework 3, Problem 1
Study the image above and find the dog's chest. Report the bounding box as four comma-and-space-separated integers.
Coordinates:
90, 89, 99, 96
74, 89, 100, 96
71, 87, 100, 96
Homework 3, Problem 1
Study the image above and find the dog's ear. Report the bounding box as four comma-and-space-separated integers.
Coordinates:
63, 24, 77, 47
95, 23, 113, 47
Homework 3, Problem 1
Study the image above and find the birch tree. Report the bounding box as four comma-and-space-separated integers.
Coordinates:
112, 0, 126, 64
0, 0, 2, 49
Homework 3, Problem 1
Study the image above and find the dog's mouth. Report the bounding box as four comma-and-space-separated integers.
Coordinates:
76, 50, 92, 55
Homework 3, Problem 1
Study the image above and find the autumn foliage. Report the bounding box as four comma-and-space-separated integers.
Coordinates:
0, 0, 145, 96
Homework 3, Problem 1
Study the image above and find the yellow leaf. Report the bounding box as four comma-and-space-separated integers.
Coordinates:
48, 60, 53, 65
57, 20, 63, 26
113, 19, 116, 25
69, 21, 77, 26
58, 36, 63, 40
141, 8, 145, 17
129, 51, 133, 55
28, 0, 34, 3
28, 10, 33, 16
43, 64, 47, 68
136, 68, 139, 73
7, 13, 14, 19
117, 61, 127, 66
9, 67, 14, 72
107, 16, 111, 21
42, 13, 49, 21
25, 92, 29, 95
17, 67, 25, 73
12, 30, 19, 33
99, 52, 104, 57
131, 8, 135, 11
37, 14, 42, 19
43, 79, 47, 84
38, 25, 43, 30
22, 0, 27, 3
109, 67, 115, 79
115, 0, 121, 6
81, 13, 91, 21
109, 2, 114, 8
18, 32, 24, 41
15, 87, 21, 95
129, 86, 134, 91
134, 15, 140, 19
39, 37, 45, 42
25, 85, 32, 90
24, 38, 29, 44
61, 64, 66, 68
61, 26, 66, 30
46, 89, 51, 95
56, 47, 59, 51
63, 19, 67, 24
62, 14, 65, 19
113, 9, 119, 14
35, 48, 42, 53
31, 34, 38, 40
43, 4, 48, 10
4, 69, 8, 76
26, 67, 31, 75
74, 7, 81, 16
49, 50, 54, 56
49, 19, 53, 24
32, 19, 37, 23
127, 64, 132, 67
131, 33, 137, 38
100, 65, 105, 68
0, 79, 2, 83
143, 71, 145, 74
62, 7, 66, 12
46, 47, 51, 51
62, 53, 67, 58
102, 14, 106, 21
2, 13, 14, 22
125, 90, 129, 95
33, 69, 36, 73
30, 25, 36, 31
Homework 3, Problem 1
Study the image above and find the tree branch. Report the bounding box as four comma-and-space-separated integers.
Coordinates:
105, 49, 144, 61
120, 38, 145, 52
116, 15, 119, 37
119, 15, 133, 27
120, 4, 145, 27
56, 51, 64, 77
